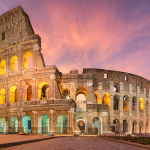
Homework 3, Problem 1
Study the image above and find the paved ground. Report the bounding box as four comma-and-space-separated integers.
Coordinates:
0, 136, 147, 150
0, 135, 49, 144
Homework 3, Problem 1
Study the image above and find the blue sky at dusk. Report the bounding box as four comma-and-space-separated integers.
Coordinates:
0, 0, 150, 80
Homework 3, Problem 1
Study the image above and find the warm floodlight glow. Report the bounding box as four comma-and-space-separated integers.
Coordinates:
0, 88, 5, 104
23, 52, 32, 69
0, 60, 6, 75
38, 82, 49, 100
10, 56, 18, 72
140, 97, 144, 110
102, 93, 110, 107
9, 86, 17, 103
76, 87, 87, 98
94, 91, 102, 104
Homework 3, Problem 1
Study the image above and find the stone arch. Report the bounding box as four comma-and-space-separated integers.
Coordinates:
38, 82, 49, 100
0, 117, 6, 134
0, 60, 6, 75
139, 97, 144, 110
22, 115, 32, 133
9, 86, 18, 103
22, 84, 32, 101
38, 114, 49, 134
9, 116, 18, 133
102, 93, 110, 107
94, 91, 101, 104
139, 121, 144, 134
76, 87, 87, 98
123, 95, 129, 111
77, 117, 87, 134
0, 88, 5, 105
113, 95, 119, 110
123, 120, 128, 133
23, 52, 32, 70
112, 119, 120, 134
76, 87, 87, 111
93, 117, 102, 134
55, 114, 67, 134
10, 56, 18, 72
132, 120, 137, 134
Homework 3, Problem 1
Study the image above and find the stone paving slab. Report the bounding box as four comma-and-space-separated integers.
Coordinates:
1, 136, 147, 150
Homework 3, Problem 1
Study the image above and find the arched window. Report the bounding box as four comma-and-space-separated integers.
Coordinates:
113, 86, 119, 92
102, 93, 110, 107
0, 88, 5, 105
38, 115, 49, 134
23, 52, 32, 70
27, 86, 32, 101
139, 97, 144, 110
0, 60, 6, 75
94, 91, 102, 104
132, 96, 136, 107
22, 116, 32, 133
38, 82, 49, 100
123, 95, 129, 111
139, 121, 143, 134
9, 86, 18, 103
123, 120, 128, 132
2, 32, 5, 40
112, 119, 119, 133
76, 87, 87, 111
10, 116, 18, 133
10, 56, 18, 72
93, 117, 102, 134
113, 95, 119, 110
56, 114, 67, 134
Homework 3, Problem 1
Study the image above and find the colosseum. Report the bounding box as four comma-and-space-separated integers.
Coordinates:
0, 6, 149, 135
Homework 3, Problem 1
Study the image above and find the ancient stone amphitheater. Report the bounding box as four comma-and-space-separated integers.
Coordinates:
0, 6, 149, 135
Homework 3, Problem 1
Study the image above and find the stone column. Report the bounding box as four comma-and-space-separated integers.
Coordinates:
32, 78, 36, 101
69, 108, 75, 134
32, 111, 37, 134
6, 121, 8, 134
49, 110, 54, 134
33, 44, 40, 68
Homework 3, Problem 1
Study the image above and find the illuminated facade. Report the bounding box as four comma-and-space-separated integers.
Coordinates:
0, 6, 149, 135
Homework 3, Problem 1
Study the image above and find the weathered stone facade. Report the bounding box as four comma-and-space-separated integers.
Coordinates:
0, 6, 149, 135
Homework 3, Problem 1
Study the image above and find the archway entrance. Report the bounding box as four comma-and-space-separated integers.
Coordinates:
78, 120, 85, 133
123, 120, 128, 133
10, 116, 18, 134
93, 117, 102, 134
77, 117, 87, 134
132, 121, 137, 134
38, 115, 49, 134
139, 121, 143, 134
22, 116, 32, 133
112, 119, 119, 134
38, 82, 49, 100
0, 117, 6, 134
56, 114, 67, 134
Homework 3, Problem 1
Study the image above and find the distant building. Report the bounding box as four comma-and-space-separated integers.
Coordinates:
0, 6, 149, 135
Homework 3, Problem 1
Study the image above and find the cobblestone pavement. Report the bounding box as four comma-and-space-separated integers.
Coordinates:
1, 137, 147, 150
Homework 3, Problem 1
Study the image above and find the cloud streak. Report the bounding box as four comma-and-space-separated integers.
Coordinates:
1, 0, 150, 79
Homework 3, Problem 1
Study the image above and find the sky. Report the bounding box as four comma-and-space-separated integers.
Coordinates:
0, 0, 150, 80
